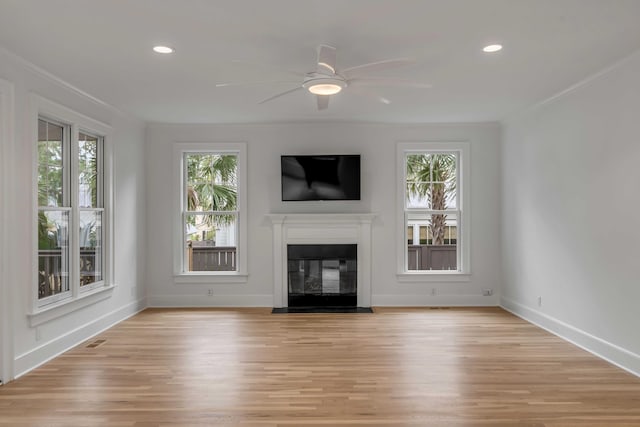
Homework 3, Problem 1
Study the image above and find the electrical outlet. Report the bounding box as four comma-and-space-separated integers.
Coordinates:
537, 296, 542, 307
482, 289, 494, 296
431, 288, 437, 296
207, 288, 214, 296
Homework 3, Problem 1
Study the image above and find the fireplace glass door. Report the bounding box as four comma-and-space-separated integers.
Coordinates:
287, 244, 357, 307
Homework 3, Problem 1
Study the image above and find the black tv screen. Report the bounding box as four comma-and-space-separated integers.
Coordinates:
281, 155, 361, 201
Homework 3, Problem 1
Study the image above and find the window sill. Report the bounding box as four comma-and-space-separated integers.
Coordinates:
397, 272, 471, 283
28, 284, 116, 327
174, 272, 248, 284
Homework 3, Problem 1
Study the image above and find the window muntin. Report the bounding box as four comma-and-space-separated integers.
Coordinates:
183, 153, 239, 272
404, 151, 461, 272
37, 118, 105, 305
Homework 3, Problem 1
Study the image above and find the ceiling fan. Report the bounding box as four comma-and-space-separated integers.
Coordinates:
216, 45, 431, 110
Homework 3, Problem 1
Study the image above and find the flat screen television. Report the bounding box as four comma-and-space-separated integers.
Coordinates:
281, 155, 361, 201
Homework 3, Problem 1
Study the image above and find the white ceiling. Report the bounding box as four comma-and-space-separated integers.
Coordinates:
1, 0, 640, 124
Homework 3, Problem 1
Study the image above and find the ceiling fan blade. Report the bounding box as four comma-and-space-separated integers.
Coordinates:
215, 80, 299, 88
348, 78, 432, 89
316, 45, 337, 75
258, 86, 303, 104
342, 58, 415, 78
230, 59, 305, 78
317, 95, 330, 110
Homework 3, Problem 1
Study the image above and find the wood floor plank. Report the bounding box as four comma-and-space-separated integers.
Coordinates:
1, 307, 639, 426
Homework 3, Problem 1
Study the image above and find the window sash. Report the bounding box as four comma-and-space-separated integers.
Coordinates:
183, 153, 238, 212
37, 207, 72, 305
182, 212, 239, 273
404, 210, 461, 272
404, 151, 459, 211
79, 207, 105, 291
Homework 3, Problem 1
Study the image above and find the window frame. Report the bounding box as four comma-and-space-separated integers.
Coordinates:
30, 95, 114, 319
173, 142, 248, 283
396, 141, 471, 281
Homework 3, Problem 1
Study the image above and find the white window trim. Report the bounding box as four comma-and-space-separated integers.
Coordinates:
396, 141, 471, 281
1, 78, 15, 383
29, 94, 114, 317
172, 142, 248, 283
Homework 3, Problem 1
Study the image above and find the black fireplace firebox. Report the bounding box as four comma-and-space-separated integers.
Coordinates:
287, 244, 357, 307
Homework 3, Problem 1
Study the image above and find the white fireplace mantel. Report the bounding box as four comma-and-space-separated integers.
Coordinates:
266, 213, 375, 308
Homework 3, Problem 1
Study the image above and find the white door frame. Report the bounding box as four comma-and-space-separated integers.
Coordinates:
0, 78, 15, 384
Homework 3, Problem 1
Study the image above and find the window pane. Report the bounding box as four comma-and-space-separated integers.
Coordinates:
407, 225, 413, 244
185, 213, 237, 271
186, 154, 238, 211
38, 119, 64, 207
433, 153, 457, 210
419, 225, 430, 245
79, 210, 103, 287
406, 154, 431, 209
406, 212, 458, 271
38, 209, 69, 299
79, 133, 100, 208
406, 183, 431, 209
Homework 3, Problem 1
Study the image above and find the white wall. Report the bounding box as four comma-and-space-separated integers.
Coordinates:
0, 48, 147, 378
146, 122, 501, 307
501, 50, 640, 375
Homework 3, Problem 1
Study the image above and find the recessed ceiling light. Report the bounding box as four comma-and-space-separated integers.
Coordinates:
153, 45, 174, 54
483, 44, 503, 53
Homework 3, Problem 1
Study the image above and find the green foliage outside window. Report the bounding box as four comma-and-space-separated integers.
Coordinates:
406, 153, 456, 246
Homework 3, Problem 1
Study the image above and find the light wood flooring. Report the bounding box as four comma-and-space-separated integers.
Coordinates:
1, 307, 640, 426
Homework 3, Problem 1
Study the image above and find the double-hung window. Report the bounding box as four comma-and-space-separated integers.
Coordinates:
175, 143, 247, 280
397, 142, 469, 276
37, 116, 107, 307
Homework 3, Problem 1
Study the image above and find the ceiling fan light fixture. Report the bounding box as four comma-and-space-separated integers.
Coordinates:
303, 77, 347, 95
308, 83, 342, 95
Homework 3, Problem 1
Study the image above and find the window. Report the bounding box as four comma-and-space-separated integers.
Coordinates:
175, 143, 247, 280
397, 142, 469, 276
37, 117, 106, 307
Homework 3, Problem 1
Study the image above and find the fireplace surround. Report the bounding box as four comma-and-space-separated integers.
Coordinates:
267, 214, 375, 308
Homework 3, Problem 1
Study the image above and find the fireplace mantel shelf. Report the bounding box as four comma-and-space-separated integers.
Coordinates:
267, 213, 375, 308
266, 213, 376, 225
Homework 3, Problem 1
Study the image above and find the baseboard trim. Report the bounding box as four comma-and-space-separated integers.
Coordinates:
372, 294, 498, 306
14, 298, 146, 378
148, 294, 273, 307
500, 296, 640, 378
148, 294, 498, 308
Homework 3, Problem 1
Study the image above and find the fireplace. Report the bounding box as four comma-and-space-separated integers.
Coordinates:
288, 244, 357, 307
267, 213, 374, 308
